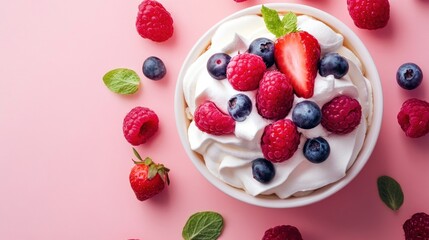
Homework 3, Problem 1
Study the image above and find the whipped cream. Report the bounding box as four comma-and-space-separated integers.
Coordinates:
182, 14, 373, 198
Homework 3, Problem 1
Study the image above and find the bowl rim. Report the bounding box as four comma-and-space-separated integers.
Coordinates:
174, 3, 383, 208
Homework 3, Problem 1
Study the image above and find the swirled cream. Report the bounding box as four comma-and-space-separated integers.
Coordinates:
182, 14, 373, 198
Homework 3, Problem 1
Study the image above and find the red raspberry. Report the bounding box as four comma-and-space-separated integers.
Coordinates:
256, 70, 294, 120
123, 106, 159, 146
403, 212, 429, 240
321, 95, 362, 134
226, 53, 266, 91
347, 0, 390, 30
194, 101, 235, 135
261, 119, 300, 163
397, 98, 429, 138
136, 0, 174, 42
262, 225, 303, 240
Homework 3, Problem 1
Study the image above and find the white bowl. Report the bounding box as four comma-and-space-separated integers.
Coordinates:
174, 3, 383, 208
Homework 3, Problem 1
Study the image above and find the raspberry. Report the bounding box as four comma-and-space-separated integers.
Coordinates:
256, 71, 294, 120
136, 0, 174, 42
262, 225, 303, 240
321, 95, 362, 134
261, 119, 300, 163
397, 98, 429, 138
226, 53, 266, 91
347, 0, 390, 30
123, 106, 159, 146
194, 101, 235, 135
403, 212, 429, 240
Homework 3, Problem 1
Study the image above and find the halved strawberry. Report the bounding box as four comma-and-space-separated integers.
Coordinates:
274, 31, 321, 99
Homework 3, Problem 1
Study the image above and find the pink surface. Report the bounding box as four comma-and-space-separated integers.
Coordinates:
1, 0, 429, 239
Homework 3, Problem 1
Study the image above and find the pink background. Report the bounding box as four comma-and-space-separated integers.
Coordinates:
1, 0, 429, 239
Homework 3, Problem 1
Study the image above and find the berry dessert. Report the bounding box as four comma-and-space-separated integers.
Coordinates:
177, 4, 380, 204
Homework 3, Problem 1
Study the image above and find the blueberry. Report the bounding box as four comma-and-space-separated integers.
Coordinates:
228, 94, 252, 122
396, 63, 423, 90
292, 100, 322, 129
248, 38, 275, 68
142, 56, 166, 80
252, 158, 275, 183
207, 53, 231, 80
303, 137, 330, 164
318, 53, 349, 79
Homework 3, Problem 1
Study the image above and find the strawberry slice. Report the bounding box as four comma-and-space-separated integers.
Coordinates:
274, 31, 321, 99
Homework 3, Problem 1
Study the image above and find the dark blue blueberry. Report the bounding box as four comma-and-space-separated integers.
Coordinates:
248, 38, 275, 68
292, 100, 322, 129
142, 56, 166, 80
206, 53, 231, 80
318, 53, 349, 79
303, 137, 330, 164
228, 94, 252, 122
252, 158, 275, 183
396, 62, 423, 90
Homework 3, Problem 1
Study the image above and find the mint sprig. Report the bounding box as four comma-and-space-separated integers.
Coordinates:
261, 5, 298, 38
182, 211, 224, 240
103, 68, 140, 94
377, 175, 404, 211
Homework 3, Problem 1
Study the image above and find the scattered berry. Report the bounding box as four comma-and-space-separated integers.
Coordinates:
194, 101, 235, 135
228, 94, 252, 122
226, 53, 266, 91
321, 95, 362, 134
403, 212, 429, 240
261, 119, 300, 163
248, 38, 275, 68
262, 225, 303, 240
318, 53, 349, 79
136, 0, 174, 42
123, 106, 159, 146
303, 137, 330, 163
129, 148, 170, 201
142, 56, 166, 80
207, 53, 231, 80
252, 158, 275, 183
396, 63, 423, 90
292, 100, 322, 129
347, 0, 390, 30
256, 70, 294, 120
397, 98, 429, 138
275, 31, 321, 98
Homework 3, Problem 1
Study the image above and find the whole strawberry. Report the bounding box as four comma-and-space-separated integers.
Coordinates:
256, 70, 294, 120
403, 212, 429, 240
347, 0, 390, 30
136, 0, 174, 42
129, 148, 170, 201
123, 106, 159, 146
262, 225, 303, 240
397, 98, 429, 138
261, 119, 300, 163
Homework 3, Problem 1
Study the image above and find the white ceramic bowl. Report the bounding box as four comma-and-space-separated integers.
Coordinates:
174, 3, 383, 208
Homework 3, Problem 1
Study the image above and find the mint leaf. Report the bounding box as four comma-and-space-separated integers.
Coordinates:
103, 68, 140, 94
182, 211, 223, 240
261, 5, 298, 38
377, 175, 404, 211
281, 12, 298, 34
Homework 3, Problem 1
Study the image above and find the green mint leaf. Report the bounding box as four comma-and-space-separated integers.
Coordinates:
282, 12, 298, 34
102, 68, 140, 94
261, 5, 286, 38
261, 6, 298, 38
377, 175, 404, 211
182, 211, 224, 240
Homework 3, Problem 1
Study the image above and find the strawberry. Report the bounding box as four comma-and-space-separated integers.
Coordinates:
275, 31, 321, 99
129, 148, 170, 201
261, 6, 321, 99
